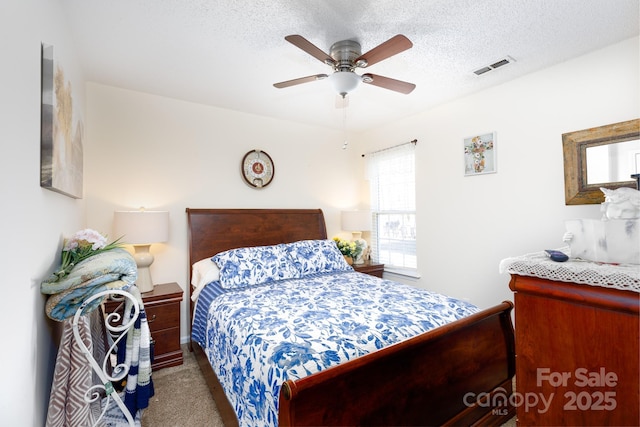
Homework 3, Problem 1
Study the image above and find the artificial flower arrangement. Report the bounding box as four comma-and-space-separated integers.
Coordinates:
53, 228, 123, 280
333, 237, 364, 260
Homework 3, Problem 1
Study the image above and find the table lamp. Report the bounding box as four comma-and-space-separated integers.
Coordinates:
341, 210, 372, 265
114, 209, 169, 293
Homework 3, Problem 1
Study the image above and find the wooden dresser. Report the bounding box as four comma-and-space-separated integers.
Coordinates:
504, 253, 639, 426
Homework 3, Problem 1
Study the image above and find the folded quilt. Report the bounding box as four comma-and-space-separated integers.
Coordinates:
42, 248, 137, 321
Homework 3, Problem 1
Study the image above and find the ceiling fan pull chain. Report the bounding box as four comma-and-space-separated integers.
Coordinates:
342, 103, 348, 150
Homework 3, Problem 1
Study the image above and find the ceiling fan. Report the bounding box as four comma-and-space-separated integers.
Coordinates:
273, 34, 416, 97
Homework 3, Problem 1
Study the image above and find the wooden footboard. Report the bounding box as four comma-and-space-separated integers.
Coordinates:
193, 301, 515, 426
278, 301, 515, 426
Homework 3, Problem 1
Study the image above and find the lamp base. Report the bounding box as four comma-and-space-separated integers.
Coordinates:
351, 233, 368, 265
133, 244, 155, 293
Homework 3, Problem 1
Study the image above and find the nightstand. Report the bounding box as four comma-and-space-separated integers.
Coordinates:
142, 282, 184, 370
104, 282, 183, 371
353, 261, 384, 278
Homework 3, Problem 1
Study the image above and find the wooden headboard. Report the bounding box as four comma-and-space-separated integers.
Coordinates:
186, 208, 327, 353
186, 208, 328, 281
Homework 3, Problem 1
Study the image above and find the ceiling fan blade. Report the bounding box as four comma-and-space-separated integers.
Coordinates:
284, 35, 336, 66
273, 74, 328, 89
355, 34, 413, 68
362, 73, 416, 94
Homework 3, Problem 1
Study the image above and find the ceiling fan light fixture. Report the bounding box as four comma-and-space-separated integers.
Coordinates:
329, 71, 361, 96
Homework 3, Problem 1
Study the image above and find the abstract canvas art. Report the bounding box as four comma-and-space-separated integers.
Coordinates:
41, 43, 84, 198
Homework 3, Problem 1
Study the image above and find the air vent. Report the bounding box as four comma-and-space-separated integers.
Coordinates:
473, 56, 515, 76
473, 66, 492, 76
491, 59, 510, 68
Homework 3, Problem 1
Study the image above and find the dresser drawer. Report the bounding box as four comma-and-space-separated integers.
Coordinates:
152, 327, 181, 355
145, 302, 180, 332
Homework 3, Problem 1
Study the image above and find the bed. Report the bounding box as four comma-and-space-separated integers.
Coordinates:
186, 208, 515, 426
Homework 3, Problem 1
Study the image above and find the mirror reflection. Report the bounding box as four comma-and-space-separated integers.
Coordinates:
586, 139, 640, 185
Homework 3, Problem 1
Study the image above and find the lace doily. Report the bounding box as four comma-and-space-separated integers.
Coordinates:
499, 247, 640, 293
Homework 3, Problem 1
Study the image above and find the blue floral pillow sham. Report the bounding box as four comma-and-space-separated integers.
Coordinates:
212, 244, 300, 289
283, 239, 353, 276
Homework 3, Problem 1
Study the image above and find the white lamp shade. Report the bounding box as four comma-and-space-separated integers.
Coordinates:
114, 210, 169, 245
341, 210, 372, 232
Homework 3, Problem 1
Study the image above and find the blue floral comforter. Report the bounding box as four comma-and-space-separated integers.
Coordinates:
192, 271, 478, 427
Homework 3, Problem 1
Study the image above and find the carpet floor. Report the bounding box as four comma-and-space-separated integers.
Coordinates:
141, 345, 223, 426
141, 345, 517, 426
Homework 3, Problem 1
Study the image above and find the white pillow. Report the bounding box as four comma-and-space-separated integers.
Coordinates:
190, 258, 220, 301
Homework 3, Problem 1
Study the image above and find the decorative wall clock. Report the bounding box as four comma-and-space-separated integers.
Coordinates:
241, 149, 274, 188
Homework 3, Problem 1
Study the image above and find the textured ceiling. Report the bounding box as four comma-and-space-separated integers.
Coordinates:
59, 0, 639, 132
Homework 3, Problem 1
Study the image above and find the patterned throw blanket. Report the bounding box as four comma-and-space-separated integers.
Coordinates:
41, 248, 137, 321
116, 285, 155, 416
46, 310, 104, 427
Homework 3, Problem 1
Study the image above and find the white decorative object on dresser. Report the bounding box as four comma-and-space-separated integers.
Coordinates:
563, 186, 640, 265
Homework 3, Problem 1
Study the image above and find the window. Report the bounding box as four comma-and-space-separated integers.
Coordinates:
367, 143, 416, 272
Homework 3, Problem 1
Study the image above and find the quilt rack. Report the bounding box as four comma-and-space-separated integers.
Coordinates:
71, 289, 140, 427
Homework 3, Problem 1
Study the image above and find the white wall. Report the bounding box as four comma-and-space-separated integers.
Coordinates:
84, 37, 639, 341
84, 85, 363, 340
1, 0, 86, 425
354, 37, 639, 309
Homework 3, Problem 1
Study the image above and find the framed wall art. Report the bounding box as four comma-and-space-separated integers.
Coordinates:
463, 132, 496, 176
41, 43, 84, 198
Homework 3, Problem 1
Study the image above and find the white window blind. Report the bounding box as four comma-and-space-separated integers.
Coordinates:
366, 143, 416, 271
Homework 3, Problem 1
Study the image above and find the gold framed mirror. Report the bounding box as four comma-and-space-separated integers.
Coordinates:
562, 118, 640, 205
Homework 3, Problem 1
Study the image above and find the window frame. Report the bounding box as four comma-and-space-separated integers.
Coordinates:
367, 143, 417, 274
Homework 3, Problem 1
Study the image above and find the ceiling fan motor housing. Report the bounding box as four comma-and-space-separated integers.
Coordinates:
330, 40, 362, 71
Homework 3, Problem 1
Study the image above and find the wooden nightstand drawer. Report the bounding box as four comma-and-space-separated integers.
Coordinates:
152, 327, 181, 355
145, 302, 180, 332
